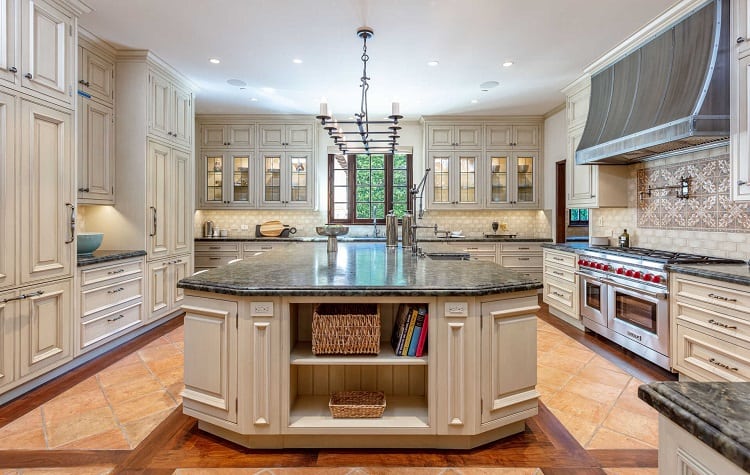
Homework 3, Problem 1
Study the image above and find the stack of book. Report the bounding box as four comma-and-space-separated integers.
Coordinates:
390, 304, 428, 357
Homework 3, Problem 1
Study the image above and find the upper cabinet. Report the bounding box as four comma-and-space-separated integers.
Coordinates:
562, 78, 628, 208
201, 124, 254, 148
78, 36, 114, 105
427, 150, 481, 209
485, 151, 538, 208
258, 150, 313, 208
198, 150, 255, 208
732, 0, 750, 201
427, 124, 482, 149
149, 66, 192, 149
0, 0, 18, 86
485, 124, 539, 150
258, 123, 313, 149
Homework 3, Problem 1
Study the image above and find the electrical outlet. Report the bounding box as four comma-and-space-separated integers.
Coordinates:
240, 224, 249, 230
598, 217, 604, 227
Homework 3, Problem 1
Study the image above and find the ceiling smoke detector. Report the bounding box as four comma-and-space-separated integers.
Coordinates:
480, 80, 499, 92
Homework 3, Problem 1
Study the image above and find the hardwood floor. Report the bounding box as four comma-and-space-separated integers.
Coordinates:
0, 298, 676, 474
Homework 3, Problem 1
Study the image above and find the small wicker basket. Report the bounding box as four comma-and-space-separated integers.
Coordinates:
329, 391, 386, 418
312, 303, 380, 355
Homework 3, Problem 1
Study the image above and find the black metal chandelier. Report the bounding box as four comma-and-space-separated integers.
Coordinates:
317, 27, 402, 155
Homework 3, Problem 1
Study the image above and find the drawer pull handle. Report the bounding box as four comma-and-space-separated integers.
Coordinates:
209, 246, 221, 249
107, 314, 125, 322
518, 247, 530, 250
261, 246, 272, 250
708, 319, 738, 330
552, 257, 564, 261
708, 293, 737, 303
518, 257, 530, 261
107, 269, 125, 275
709, 357, 738, 371
1, 290, 44, 303
209, 257, 221, 260
552, 271, 564, 276
107, 287, 125, 294
552, 291, 565, 298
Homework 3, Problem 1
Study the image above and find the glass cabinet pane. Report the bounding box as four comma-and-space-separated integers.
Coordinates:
489, 155, 508, 203
206, 155, 223, 202
458, 155, 476, 203
289, 155, 307, 202
264, 155, 282, 202
432, 156, 450, 203
517, 155, 534, 203
231, 155, 250, 203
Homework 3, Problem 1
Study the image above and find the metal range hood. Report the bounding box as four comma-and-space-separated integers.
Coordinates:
576, 0, 729, 165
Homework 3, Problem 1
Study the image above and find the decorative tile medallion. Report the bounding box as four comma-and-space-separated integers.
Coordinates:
637, 154, 750, 231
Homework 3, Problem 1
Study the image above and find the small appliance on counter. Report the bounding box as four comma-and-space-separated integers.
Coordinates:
203, 220, 214, 237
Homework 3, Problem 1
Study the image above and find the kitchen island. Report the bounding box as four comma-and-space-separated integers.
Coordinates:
177, 242, 541, 449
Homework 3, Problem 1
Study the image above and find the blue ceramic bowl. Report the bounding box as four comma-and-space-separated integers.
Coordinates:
77, 232, 103, 255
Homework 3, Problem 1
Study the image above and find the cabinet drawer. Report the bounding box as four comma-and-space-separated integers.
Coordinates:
501, 243, 542, 253
195, 241, 240, 252
674, 324, 750, 382
544, 250, 577, 268
81, 302, 143, 350
80, 259, 143, 286
468, 254, 496, 262
500, 255, 543, 268
544, 264, 576, 284
674, 300, 750, 347
194, 254, 240, 268
543, 278, 576, 314
81, 276, 143, 317
673, 277, 750, 319
447, 242, 496, 253
242, 242, 277, 253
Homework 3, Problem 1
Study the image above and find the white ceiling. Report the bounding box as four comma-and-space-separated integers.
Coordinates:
79, 0, 680, 118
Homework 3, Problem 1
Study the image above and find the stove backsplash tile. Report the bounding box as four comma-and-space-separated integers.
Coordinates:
591, 146, 750, 261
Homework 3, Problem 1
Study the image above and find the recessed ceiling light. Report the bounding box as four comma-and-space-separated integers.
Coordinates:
250, 97, 258, 102
471, 99, 478, 104
502, 61, 514, 67
209, 58, 220, 64
227, 79, 246, 87
292, 58, 303, 64
427, 60, 439, 67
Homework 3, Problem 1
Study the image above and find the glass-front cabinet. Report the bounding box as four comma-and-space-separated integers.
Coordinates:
485, 151, 538, 208
199, 151, 254, 208
427, 151, 481, 209
259, 151, 313, 208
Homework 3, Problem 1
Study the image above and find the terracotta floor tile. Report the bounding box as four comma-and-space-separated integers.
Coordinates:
613, 380, 657, 417
586, 355, 630, 375
102, 373, 163, 406
100, 351, 142, 372
562, 375, 626, 402
576, 362, 632, 389
535, 384, 559, 403
139, 336, 174, 353
546, 406, 599, 447
554, 340, 596, 362
544, 388, 614, 426
166, 381, 185, 403
164, 325, 184, 343
55, 427, 130, 450
153, 364, 184, 388
602, 405, 659, 447
586, 426, 657, 450
145, 352, 184, 375
45, 406, 118, 448
0, 427, 47, 450
112, 389, 177, 425
122, 407, 175, 448
0, 408, 43, 436
42, 385, 109, 425
139, 342, 181, 363
536, 352, 589, 374
97, 361, 153, 388
536, 364, 575, 391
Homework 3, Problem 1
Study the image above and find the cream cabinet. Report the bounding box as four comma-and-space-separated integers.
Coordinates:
485, 151, 538, 208
201, 123, 254, 148
542, 248, 580, 326
446, 241, 496, 262
0, 88, 15, 291
427, 150, 481, 209
147, 254, 190, 322
563, 78, 628, 208
427, 124, 482, 149
197, 150, 255, 208
0, 0, 18, 86
77, 96, 114, 203
0, 290, 13, 390
149, 66, 192, 148
732, 0, 750, 201
77, 33, 114, 105
499, 243, 543, 282
194, 241, 241, 272
147, 140, 191, 259
258, 150, 313, 208
671, 273, 750, 381
258, 123, 313, 149
485, 124, 539, 150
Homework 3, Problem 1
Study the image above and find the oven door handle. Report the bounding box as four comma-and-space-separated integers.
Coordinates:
599, 278, 667, 300
575, 271, 602, 281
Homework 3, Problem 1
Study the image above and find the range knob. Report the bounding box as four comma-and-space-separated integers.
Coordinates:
578, 259, 584, 266
644, 274, 653, 281
616, 267, 625, 275
633, 271, 642, 279
625, 269, 634, 277
652, 275, 662, 284
595, 263, 604, 270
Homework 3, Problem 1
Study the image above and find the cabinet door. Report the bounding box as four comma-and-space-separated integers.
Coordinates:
455, 125, 482, 148
78, 98, 114, 203
227, 151, 253, 206
21, 0, 71, 105
171, 256, 190, 309
78, 45, 113, 104
513, 125, 539, 150
735, 0, 750, 58
201, 125, 227, 147
0, 0, 18, 86
258, 124, 284, 148
146, 258, 169, 321
171, 147, 191, 255
146, 140, 170, 258
481, 297, 538, 426
487, 152, 510, 206
427, 124, 454, 148
285, 151, 311, 207
733, 55, 750, 201
201, 151, 226, 206
148, 68, 171, 141
429, 151, 481, 208
20, 100, 72, 284
566, 125, 596, 207
0, 293, 15, 390
486, 125, 513, 148
454, 152, 479, 207
182, 296, 238, 424
0, 89, 15, 290
514, 153, 538, 207
244, 300, 278, 433
227, 124, 253, 148
18, 278, 72, 377
260, 151, 283, 206
285, 123, 312, 148
171, 82, 191, 147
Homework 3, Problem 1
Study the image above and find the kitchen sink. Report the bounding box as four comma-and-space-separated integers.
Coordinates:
482, 233, 517, 239
424, 252, 470, 261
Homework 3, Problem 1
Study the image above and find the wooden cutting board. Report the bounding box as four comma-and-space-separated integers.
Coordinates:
259, 220, 285, 237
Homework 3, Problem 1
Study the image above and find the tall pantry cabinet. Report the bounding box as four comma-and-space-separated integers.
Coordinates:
0, 0, 89, 395
111, 51, 194, 324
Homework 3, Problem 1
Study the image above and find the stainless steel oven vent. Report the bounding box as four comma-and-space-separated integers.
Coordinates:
576, 0, 729, 165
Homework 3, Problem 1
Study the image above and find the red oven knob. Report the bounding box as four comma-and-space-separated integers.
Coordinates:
596, 263, 604, 270
578, 259, 584, 265
625, 269, 634, 277
652, 275, 662, 284
633, 271, 642, 279
616, 267, 625, 274
644, 274, 653, 281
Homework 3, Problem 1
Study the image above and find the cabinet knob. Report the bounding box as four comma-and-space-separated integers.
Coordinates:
24, 73, 32, 79
8, 66, 16, 73
738, 36, 746, 44
78, 79, 90, 87
78, 187, 90, 192
739, 180, 748, 186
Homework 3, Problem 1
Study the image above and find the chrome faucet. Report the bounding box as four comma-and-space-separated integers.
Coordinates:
372, 206, 381, 237
410, 223, 451, 255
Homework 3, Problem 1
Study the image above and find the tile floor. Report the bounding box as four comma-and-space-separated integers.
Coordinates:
0, 317, 662, 474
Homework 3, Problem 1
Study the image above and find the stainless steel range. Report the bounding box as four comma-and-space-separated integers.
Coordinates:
576, 246, 743, 371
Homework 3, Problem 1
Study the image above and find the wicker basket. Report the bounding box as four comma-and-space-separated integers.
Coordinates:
312, 303, 380, 355
329, 391, 386, 418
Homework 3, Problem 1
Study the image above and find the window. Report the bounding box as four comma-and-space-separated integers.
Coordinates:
569, 208, 589, 226
328, 153, 413, 224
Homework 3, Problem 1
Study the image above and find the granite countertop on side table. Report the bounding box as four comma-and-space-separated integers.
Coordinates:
77, 249, 147, 267
667, 262, 750, 287
638, 381, 750, 472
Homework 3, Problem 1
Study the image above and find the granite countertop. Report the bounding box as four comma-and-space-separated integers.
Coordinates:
541, 242, 589, 251
77, 249, 147, 267
179, 242, 542, 297
638, 381, 750, 472
667, 262, 750, 287
194, 236, 552, 243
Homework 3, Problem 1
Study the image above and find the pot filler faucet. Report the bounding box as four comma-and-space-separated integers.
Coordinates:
408, 168, 450, 255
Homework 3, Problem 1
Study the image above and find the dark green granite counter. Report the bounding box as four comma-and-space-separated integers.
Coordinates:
639, 382, 750, 472
541, 242, 588, 251
195, 236, 552, 243
179, 242, 542, 297
667, 263, 750, 287
77, 249, 147, 267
